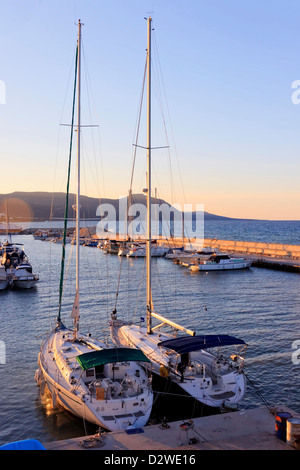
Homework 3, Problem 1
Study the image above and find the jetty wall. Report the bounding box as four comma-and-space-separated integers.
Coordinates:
157, 237, 300, 259
27, 225, 300, 260
201, 239, 300, 259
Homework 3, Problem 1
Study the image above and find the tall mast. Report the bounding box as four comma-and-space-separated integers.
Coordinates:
146, 17, 152, 335
74, 19, 82, 337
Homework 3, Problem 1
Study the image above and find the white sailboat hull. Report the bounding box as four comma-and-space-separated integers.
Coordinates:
36, 327, 153, 431
111, 323, 246, 409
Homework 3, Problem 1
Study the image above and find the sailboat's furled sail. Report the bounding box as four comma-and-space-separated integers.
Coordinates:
71, 291, 79, 320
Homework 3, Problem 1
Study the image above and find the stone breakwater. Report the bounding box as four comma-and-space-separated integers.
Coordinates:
155, 237, 300, 260
202, 239, 300, 260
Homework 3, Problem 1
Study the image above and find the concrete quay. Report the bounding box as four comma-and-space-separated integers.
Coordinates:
156, 237, 300, 273
44, 406, 298, 451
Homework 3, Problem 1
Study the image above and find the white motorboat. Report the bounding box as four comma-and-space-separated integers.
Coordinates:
126, 244, 168, 258
0, 242, 39, 289
189, 253, 252, 271
11, 262, 39, 289
35, 20, 153, 432
111, 17, 248, 411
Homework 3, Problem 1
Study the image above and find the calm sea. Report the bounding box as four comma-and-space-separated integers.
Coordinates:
0, 219, 299, 446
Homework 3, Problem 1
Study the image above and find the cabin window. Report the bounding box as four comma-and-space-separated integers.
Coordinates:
86, 368, 95, 378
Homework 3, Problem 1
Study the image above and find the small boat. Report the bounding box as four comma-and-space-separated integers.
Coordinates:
36, 20, 153, 432
164, 247, 185, 259
83, 240, 98, 247
126, 244, 168, 258
33, 231, 48, 241
0, 242, 39, 289
11, 262, 39, 289
118, 240, 137, 256
34, 230, 62, 241
101, 240, 120, 254
189, 253, 252, 271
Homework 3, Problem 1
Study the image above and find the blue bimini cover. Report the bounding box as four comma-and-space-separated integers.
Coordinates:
0, 439, 46, 450
158, 335, 246, 354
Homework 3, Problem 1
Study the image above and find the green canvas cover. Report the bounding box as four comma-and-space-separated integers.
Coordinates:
76, 348, 150, 370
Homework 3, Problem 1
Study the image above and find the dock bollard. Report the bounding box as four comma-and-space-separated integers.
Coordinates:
275, 412, 292, 442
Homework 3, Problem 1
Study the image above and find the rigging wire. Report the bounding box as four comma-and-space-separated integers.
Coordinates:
58, 44, 78, 323
111, 56, 148, 318
133, 257, 147, 324
81, 40, 104, 202
152, 30, 193, 243
129, 57, 147, 204
45, 49, 78, 329
244, 372, 273, 412
113, 249, 124, 315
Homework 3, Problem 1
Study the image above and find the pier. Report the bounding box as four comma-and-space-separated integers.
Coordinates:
199, 238, 300, 272
157, 237, 300, 273
44, 406, 298, 450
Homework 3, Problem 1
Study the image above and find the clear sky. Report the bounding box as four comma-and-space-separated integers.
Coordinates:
1, 0, 300, 220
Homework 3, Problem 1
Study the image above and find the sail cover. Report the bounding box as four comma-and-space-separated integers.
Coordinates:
71, 291, 79, 320
76, 348, 150, 370
158, 335, 246, 354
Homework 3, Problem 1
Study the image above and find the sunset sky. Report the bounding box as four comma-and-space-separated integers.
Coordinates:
1, 0, 300, 220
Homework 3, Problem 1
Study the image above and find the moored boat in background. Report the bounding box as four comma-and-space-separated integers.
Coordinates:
189, 253, 252, 271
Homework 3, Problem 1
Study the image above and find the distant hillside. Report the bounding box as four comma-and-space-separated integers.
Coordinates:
0, 191, 235, 222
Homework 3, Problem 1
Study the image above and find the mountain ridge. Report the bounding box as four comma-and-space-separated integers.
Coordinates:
0, 191, 254, 222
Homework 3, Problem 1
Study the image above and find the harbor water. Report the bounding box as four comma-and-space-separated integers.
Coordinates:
0, 219, 299, 446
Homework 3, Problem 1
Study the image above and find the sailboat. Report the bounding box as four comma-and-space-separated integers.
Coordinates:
111, 17, 247, 410
35, 21, 153, 432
